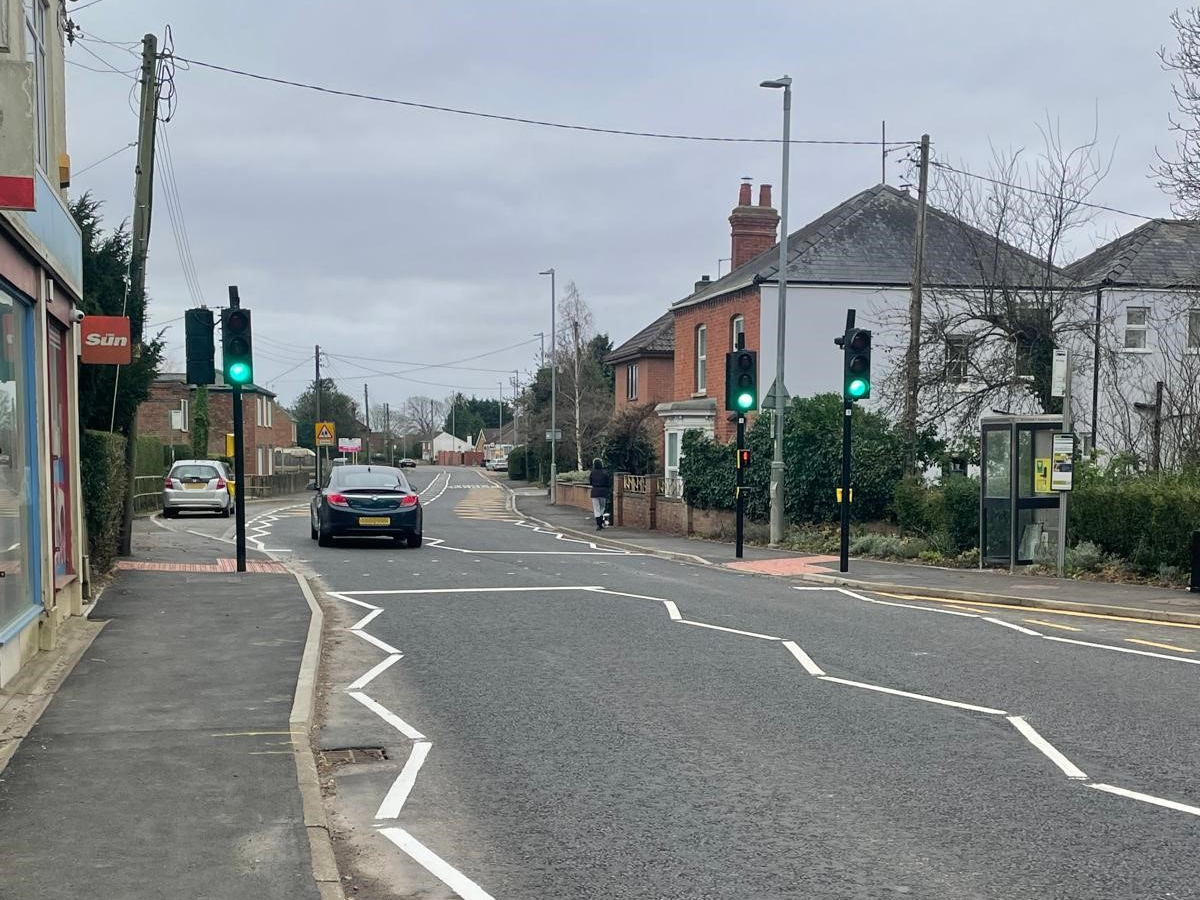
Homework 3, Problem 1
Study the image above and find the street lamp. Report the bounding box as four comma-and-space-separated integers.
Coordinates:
539, 268, 558, 503
761, 74, 791, 547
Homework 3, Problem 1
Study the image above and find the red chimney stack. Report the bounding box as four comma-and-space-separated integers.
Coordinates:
728, 181, 780, 270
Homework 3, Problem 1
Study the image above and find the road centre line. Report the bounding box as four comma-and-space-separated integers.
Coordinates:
1025, 619, 1082, 632
818, 675, 1008, 716
984, 617, 1042, 636
677, 619, 781, 641
1043, 635, 1200, 666
348, 691, 426, 741
1127, 638, 1195, 653
782, 640, 825, 676
352, 608, 385, 630
352, 629, 403, 656
347, 654, 403, 691
1089, 783, 1200, 817
378, 827, 496, 900
376, 740, 433, 820
1007, 715, 1088, 780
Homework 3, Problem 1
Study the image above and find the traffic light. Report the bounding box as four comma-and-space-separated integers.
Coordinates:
838, 328, 871, 401
184, 307, 215, 385
735, 448, 750, 468
724, 349, 759, 412
221, 308, 253, 386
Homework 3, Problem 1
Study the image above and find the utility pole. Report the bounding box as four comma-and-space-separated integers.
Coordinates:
1153, 380, 1164, 472
118, 33, 160, 557
385, 402, 391, 464
314, 345, 322, 486
902, 133, 931, 473
498, 381, 504, 453
761, 75, 791, 547
540, 269, 558, 501
363, 383, 370, 461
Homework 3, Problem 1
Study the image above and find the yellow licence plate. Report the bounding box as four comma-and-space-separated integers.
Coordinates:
358, 516, 390, 526
184, 483, 208, 490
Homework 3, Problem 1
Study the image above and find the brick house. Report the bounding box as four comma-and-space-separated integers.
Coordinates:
603, 309, 675, 461
137, 374, 297, 475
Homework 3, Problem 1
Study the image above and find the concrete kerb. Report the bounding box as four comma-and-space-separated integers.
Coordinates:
507, 493, 712, 566
289, 569, 345, 900
797, 571, 1200, 626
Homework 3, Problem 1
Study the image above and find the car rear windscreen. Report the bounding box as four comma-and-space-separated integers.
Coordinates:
171, 465, 219, 480
338, 472, 406, 490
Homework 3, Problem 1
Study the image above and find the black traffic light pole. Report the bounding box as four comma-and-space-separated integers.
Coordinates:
228, 285, 247, 573
735, 414, 746, 559
838, 309, 856, 573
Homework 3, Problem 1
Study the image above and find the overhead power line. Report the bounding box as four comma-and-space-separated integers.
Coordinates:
929, 160, 1174, 223
171, 54, 916, 147
74, 140, 137, 177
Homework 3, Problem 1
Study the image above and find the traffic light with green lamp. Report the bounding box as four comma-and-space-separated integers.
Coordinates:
724, 349, 759, 412
221, 308, 253, 386
840, 328, 872, 401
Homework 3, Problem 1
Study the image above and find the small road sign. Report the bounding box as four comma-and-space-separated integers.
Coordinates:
338, 437, 362, 453
315, 421, 336, 447
545, 429, 563, 441
763, 378, 790, 408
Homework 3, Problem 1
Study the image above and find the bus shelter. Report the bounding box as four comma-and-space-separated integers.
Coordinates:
980, 414, 1063, 569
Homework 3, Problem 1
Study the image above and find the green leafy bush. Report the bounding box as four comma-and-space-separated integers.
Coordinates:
1070, 473, 1200, 573
80, 430, 127, 573
890, 474, 980, 554
135, 435, 165, 477
507, 445, 527, 480
600, 405, 658, 476
1065, 540, 1105, 573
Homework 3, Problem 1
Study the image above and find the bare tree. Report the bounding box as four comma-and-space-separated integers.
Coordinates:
1158, 8, 1200, 216
401, 396, 447, 443
556, 281, 612, 470
876, 120, 1113, 439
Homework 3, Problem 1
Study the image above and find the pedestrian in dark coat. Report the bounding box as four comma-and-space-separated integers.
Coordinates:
588, 458, 611, 530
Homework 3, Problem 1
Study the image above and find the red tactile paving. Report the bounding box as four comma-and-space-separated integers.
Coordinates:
724, 555, 839, 576
115, 558, 289, 574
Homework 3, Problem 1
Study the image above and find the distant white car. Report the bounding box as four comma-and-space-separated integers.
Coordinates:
490, 457, 508, 472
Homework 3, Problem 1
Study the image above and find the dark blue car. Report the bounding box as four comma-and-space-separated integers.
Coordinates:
310, 465, 422, 548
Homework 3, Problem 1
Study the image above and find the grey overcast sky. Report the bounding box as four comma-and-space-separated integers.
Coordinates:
65, 0, 1188, 408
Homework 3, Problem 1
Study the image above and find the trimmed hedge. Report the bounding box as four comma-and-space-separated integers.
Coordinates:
680, 393, 909, 524
508, 445, 527, 480
135, 435, 165, 477
892, 474, 979, 554
80, 430, 127, 573
1070, 474, 1200, 572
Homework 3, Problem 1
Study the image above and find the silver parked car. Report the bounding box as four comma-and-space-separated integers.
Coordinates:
162, 460, 233, 518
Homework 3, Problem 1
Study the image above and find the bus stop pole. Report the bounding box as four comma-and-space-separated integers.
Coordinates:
1057, 363, 1071, 578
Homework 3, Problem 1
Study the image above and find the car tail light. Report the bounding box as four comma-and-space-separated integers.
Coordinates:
399, 494, 419, 507
164, 478, 173, 490
215, 478, 227, 490
327, 493, 348, 506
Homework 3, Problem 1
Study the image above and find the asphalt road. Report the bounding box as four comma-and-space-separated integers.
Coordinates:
174, 467, 1200, 899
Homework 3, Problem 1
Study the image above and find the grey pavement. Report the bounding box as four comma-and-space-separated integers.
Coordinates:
261, 466, 1200, 899
0, 520, 321, 900
516, 489, 1200, 622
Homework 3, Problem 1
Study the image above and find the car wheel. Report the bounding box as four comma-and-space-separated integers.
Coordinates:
406, 532, 422, 549
317, 525, 334, 547
310, 519, 318, 540
163, 508, 178, 519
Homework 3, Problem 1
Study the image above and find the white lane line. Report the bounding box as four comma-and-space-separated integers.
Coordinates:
1043, 635, 1200, 666
327, 592, 381, 610
1089, 783, 1200, 817
340, 585, 603, 596
662, 600, 682, 621
347, 654, 402, 691
187, 529, 236, 545
819, 675, 1008, 716
353, 629, 403, 656
352, 608, 385, 631
677, 619, 781, 641
348, 691, 426, 741
377, 827, 495, 900
811, 586, 981, 618
1007, 715, 1088, 780
420, 472, 453, 505
984, 617, 1042, 636
782, 640, 826, 676
375, 740, 432, 819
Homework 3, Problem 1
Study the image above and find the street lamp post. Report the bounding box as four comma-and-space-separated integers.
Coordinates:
761, 75, 792, 547
539, 268, 558, 503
